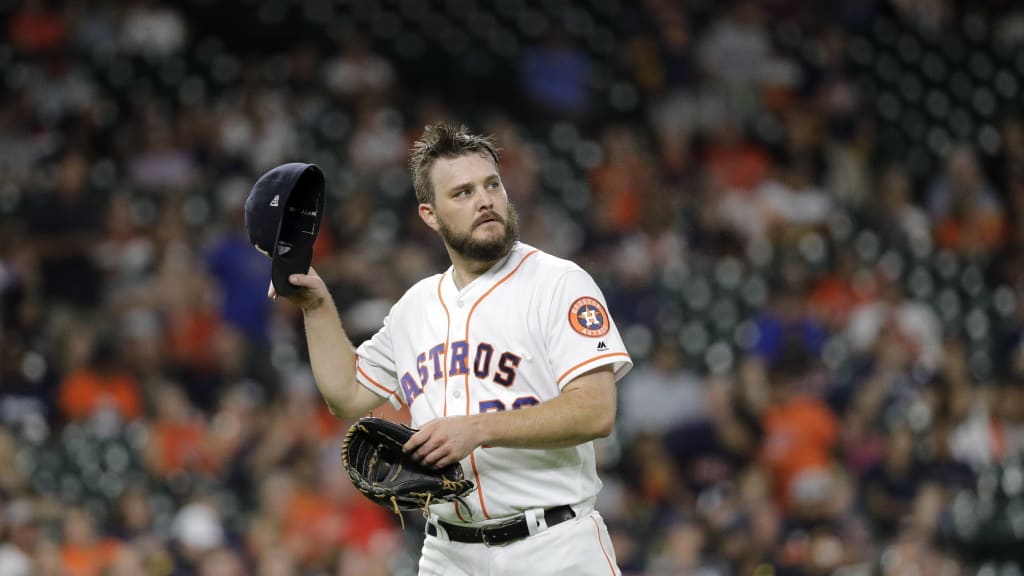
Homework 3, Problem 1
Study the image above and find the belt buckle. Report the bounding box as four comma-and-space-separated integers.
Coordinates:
480, 517, 519, 547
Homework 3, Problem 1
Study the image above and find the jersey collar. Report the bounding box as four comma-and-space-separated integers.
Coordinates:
445, 242, 527, 296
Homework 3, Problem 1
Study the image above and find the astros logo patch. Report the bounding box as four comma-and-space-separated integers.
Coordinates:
569, 297, 610, 337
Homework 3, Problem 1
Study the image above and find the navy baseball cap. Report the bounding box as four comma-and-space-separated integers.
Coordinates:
244, 163, 325, 297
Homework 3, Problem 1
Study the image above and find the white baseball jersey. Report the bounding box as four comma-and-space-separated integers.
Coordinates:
354, 242, 632, 524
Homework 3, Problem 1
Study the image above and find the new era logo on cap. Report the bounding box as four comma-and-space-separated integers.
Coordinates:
244, 163, 325, 297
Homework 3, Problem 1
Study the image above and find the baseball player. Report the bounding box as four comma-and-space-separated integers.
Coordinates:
271, 122, 632, 575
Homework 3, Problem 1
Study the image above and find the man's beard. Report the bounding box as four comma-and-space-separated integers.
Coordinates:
437, 202, 520, 263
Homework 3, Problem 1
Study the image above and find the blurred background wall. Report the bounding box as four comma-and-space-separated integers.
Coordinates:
2, 0, 1024, 574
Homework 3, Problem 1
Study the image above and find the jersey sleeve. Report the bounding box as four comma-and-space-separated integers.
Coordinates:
353, 314, 403, 409
543, 269, 633, 389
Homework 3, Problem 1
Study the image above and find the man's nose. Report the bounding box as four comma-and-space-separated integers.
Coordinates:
476, 187, 494, 209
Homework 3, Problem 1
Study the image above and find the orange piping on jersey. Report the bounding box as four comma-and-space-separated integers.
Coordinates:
556, 352, 632, 387
591, 515, 617, 574
355, 357, 402, 402
436, 273, 452, 417
463, 248, 540, 519
469, 452, 486, 518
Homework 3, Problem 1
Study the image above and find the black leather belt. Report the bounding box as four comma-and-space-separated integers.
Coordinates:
426, 505, 576, 546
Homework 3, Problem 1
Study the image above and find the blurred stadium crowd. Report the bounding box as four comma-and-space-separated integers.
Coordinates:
2, 0, 1024, 574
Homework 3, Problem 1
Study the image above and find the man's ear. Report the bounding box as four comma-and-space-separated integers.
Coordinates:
418, 203, 439, 231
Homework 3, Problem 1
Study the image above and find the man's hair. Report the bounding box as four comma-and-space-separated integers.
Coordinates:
409, 122, 500, 205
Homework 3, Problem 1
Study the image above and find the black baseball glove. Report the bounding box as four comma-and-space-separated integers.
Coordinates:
342, 417, 475, 522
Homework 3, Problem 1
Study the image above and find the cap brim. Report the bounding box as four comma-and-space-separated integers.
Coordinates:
271, 243, 314, 297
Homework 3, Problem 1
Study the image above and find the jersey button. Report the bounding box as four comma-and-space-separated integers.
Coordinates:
456, 300, 464, 308
453, 390, 461, 399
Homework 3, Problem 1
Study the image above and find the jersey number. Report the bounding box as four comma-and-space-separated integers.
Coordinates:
478, 396, 540, 413
478, 396, 540, 448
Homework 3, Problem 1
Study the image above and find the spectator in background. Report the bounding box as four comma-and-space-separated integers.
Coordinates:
317, 459, 402, 559
143, 383, 213, 479
948, 380, 1013, 472
204, 191, 272, 346
808, 27, 861, 137
105, 546, 148, 576
697, 0, 801, 123
776, 105, 827, 177
702, 118, 771, 194
245, 385, 330, 482
203, 382, 266, 497
868, 163, 932, 250
589, 124, 654, 239
126, 112, 199, 193
759, 338, 840, 514
757, 154, 833, 241
997, 374, 1024, 457
638, 0, 728, 141
628, 0, 699, 98
169, 500, 226, 574
59, 507, 121, 576
216, 84, 297, 173
519, 21, 592, 120
0, 429, 30, 497
927, 146, 1007, 257
846, 269, 943, 372
0, 303, 57, 436
33, 536, 65, 576
995, 116, 1024, 193
861, 423, 924, 539
26, 151, 104, 309
119, 0, 186, 57
644, 516, 729, 575
891, 0, 952, 33
749, 259, 827, 365
57, 329, 142, 424
323, 34, 395, 102
698, 1, 772, 88
119, 308, 166, 387
246, 470, 301, 571
921, 418, 975, 495
23, 56, 98, 127
840, 324, 922, 476
67, 0, 120, 57
161, 270, 226, 404
109, 485, 156, 543
824, 117, 874, 213
603, 236, 667, 328
94, 194, 157, 306
809, 246, 878, 330
652, 127, 699, 204
619, 339, 705, 440
244, 461, 401, 575
0, 92, 46, 189
7, 0, 68, 57
198, 547, 246, 576
663, 375, 763, 495
692, 172, 754, 258
346, 101, 407, 182
0, 500, 39, 576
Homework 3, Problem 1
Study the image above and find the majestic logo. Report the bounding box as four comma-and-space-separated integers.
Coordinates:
270, 194, 280, 207
597, 341, 608, 351
569, 297, 610, 338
